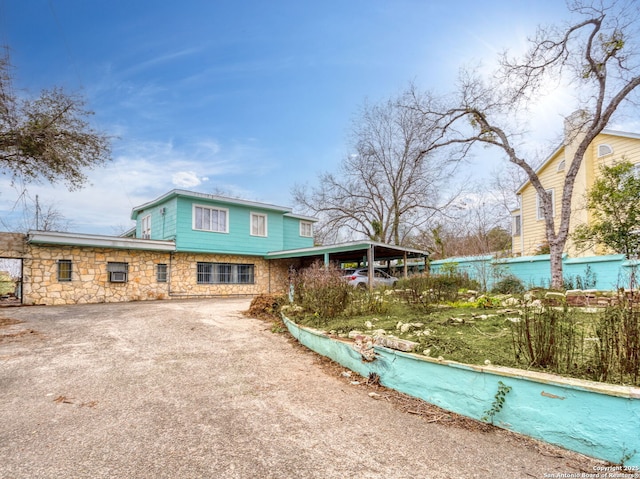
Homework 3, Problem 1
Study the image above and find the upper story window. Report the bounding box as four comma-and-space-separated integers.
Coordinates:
597, 144, 613, 158
141, 215, 151, 239
300, 221, 313, 238
536, 189, 555, 220
250, 213, 267, 237
193, 205, 228, 233
57, 259, 72, 282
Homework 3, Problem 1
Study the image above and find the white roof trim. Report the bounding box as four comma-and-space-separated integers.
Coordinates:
516, 129, 640, 194
28, 231, 176, 252
131, 189, 298, 218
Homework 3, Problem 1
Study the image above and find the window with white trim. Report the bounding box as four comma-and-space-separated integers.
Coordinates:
300, 221, 313, 237
536, 189, 555, 220
250, 213, 267, 237
597, 144, 613, 157
512, 215, 521, 236
193, 205, 228, 233
141, 215, 151, 239
557, 159, 565, 171
196, 262, 254, 284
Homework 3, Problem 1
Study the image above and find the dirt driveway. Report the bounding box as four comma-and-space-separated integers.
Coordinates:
0, 299, 604, 478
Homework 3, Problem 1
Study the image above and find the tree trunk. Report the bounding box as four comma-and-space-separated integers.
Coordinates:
549, 242, 564, 290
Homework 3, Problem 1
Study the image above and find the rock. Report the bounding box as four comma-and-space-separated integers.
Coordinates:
502, 297, 520, 307
350, 381, 361, 385
340, 371, 352, 377
348, 330, 364, 339
375, 336, 419, 352
364, 321, 373, 329
368, 392, 381, 399
484, 359, 492, 365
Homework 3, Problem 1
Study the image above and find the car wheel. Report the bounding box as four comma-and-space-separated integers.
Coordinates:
357, 282, 367, 289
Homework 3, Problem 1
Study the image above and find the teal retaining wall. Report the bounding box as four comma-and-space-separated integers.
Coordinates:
430, 254, 638, 291
283, 315, 640, 466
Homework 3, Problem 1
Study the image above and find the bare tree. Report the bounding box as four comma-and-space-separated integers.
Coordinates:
293, 88, 464, 245
0, 52, 110, 190
0, 186, 73, 232
413, 1, 640, 289
408, 188, 512, 259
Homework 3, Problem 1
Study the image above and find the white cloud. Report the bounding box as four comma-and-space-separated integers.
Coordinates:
172, 171, 205, 188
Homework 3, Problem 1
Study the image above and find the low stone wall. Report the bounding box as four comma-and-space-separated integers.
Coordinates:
283, 315, 640, 467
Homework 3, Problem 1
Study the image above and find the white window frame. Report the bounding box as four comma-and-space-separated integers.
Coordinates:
193, 204, 228, 233
250, 212, 268, 237
597, 144, 613, 158
141, 214, 151, 239
536, 189, 555, 220
557, 159, 565, 172
300, 221, 313, 238
512, 215, 521, 236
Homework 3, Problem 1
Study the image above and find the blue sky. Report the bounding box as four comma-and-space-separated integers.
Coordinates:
0, 0, 591, 234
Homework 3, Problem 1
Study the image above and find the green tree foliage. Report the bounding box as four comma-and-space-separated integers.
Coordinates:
0, 54, 110, 190
573, 161, 640, 258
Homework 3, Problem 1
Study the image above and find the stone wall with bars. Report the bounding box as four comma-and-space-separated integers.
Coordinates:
23, 243, 292, 305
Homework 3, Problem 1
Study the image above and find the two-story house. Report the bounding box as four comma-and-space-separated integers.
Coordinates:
512, 128, 640, 258
12, 189, 427, 305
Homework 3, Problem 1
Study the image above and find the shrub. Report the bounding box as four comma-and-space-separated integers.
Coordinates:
590, 294, 640, 385
396, 272, 480, 309
491, 276, 525, 294
510, 305, 583, 374
293, 262, 351, 321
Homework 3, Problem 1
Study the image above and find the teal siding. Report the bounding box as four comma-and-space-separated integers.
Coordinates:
133, 197, 177, 240
173, 197, 286, 255
133, 192, 315, 255
283, 216, 314, 250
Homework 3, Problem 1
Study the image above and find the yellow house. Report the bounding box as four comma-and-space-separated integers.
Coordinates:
511, 128, 640, 257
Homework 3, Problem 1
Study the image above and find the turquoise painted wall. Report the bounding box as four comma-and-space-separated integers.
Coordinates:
134, 197, 177, 240
283, 316, 640, 466
282, 216, 314, 250
133, 196, 311, 255
430, 254, 638, 291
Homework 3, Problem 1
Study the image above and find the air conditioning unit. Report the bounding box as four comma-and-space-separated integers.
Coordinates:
110, 272, 127, 283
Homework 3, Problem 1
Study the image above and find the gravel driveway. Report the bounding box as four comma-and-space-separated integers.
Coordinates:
0, 299, 603, 478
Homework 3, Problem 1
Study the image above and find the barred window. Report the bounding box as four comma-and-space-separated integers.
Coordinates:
196, 262, 254, 284
157, 264, 168, 283
57, 260, 72, 282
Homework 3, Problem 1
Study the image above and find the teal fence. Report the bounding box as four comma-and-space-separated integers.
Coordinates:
429, 254, 638, 291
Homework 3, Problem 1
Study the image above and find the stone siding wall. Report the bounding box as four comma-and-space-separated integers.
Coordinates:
23, 244, 294, 305
0, 233, 26, 258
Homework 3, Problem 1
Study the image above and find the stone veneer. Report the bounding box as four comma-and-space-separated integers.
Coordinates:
23, 242, 293, 305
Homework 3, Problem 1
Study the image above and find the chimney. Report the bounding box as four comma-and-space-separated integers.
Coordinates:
564, 110, 590, 146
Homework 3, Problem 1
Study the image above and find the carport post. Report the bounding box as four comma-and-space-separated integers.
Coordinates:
367, 245, 374, 292
403, 252, 408, 279
323, 252, 330, 269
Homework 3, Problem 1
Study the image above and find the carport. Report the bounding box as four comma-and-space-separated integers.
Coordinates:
266, 240, 429, 289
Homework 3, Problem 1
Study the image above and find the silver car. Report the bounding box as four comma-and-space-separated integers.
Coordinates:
342, 268, 398, 288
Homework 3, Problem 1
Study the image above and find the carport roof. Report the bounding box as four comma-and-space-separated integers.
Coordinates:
265, 240, 428, 263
